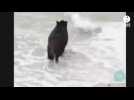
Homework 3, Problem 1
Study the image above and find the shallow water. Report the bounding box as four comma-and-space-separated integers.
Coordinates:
14, 12, 126, 87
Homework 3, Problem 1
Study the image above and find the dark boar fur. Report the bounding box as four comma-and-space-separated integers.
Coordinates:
47, 20, 68, 63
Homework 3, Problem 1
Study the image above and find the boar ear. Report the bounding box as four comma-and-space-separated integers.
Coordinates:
64, 21, 68, 24
56, 21, 60, 24
63, 21, 67, 25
